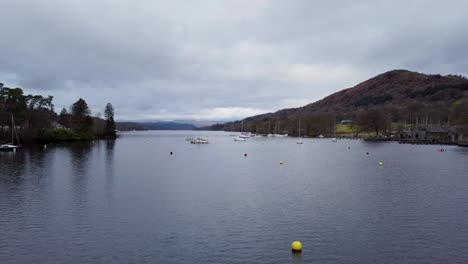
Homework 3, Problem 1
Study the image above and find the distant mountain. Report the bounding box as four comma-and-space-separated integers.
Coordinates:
116, 121, 197, 131
210, 70, 468, 136
140, 122, 197, 130
173, 120, 226, 127
115, 122, 146, 131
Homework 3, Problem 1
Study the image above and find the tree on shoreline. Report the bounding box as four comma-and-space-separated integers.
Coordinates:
104, 103, 116, 138
1, 82, 120, 143
71, 98, 93, 133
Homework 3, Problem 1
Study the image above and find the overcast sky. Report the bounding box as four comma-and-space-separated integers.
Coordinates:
1, 0, 467, 121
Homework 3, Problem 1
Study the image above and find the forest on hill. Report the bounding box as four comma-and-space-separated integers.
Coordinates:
210, 70, 468, 137
0, 83, 116, 144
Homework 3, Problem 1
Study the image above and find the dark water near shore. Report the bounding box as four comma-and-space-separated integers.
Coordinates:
1, 131, 468, 264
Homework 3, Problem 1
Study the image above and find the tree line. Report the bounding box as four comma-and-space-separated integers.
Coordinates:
220, 99, 468, 137
0, 82, 116, 143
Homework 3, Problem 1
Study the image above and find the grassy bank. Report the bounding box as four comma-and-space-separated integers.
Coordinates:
38, 128, 95, 143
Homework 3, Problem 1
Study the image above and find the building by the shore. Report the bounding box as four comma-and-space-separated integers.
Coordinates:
399, 125, 468, 146
399, 125, 452, 144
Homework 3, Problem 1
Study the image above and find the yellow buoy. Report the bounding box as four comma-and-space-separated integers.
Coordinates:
379, 161, 383, 166
291, 241, 302, 252
280, 161, 284, 165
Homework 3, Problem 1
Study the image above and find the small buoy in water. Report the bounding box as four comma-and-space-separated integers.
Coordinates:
170, 152, 173, 155
348, 147, 351, 149
244, 153, 247, 157
366, 152, 369, 155
379, 161, 383, 166
280, 161, 284, 165
291, 241, 302, 252
44, 145, 47, 149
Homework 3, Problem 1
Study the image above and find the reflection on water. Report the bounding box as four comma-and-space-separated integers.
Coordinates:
291, 251, 303, 263
105, 140, 115, 185
69, 142, 93, 213
1, 131, 468, 264
0, 150, 26, 187
70, 142, 93, 176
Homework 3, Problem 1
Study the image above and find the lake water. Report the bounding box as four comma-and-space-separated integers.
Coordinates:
1, 131, 468, 264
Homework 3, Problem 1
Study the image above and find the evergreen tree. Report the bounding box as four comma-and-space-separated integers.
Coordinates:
104, 103, 116, 138
71, 98, 93, 133
59, 107, 70, 128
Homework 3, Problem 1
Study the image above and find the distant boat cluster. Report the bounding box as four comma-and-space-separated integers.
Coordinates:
186, 137, 209, 144
184, 118, 335, 145
233, 132, 288, 141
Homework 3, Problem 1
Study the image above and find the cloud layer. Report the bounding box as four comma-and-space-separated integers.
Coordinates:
1, 0, 467, 120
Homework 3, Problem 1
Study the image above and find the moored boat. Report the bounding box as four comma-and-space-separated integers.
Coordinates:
0, 115, 20, 152
0, 144, 19, 151
190, 137, 209, 144
239, 132, 251, 139
297, 119, 303, 144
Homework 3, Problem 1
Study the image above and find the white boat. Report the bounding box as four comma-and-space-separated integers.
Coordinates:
237, 120, 251, 138
190, 137, 209, 144
318, 135, 324, 138
233, 137, 247, 141
267, 134, 275, 137
273, 120, 288, 137
239, 132, 251, 139
331, 138, 337, 142
0, 144, 19, 151
0, 115, 20, 152
297, 119, 303, 144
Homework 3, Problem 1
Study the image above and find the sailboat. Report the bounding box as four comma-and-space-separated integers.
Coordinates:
234, 120, 249, 141
297, 119, 303, 144
266, 120, 274, 137
0, 115, 21, 151
253, 126, 263, 137
331, 117, 337, 142
274, 121, 288, 137
238, 120, 251, 139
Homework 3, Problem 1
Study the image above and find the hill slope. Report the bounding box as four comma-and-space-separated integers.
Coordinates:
301, 69, 468, 113
213, 70, 468, 135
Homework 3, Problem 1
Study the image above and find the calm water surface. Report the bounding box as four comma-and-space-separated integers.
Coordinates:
1, 131, 468, 263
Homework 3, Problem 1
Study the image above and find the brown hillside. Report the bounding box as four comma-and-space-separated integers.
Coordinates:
301, 69, 468, 113
213, 70, 468, 134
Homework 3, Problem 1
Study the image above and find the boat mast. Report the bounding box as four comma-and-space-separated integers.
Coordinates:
11, 114, 19, 145
333, 117, 336, 138
298, 119, 301, 137
11, 114, 14, 144
14, 116, 20, 145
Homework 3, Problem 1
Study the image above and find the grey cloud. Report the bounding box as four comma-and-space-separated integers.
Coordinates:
1, 0, 467, 121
